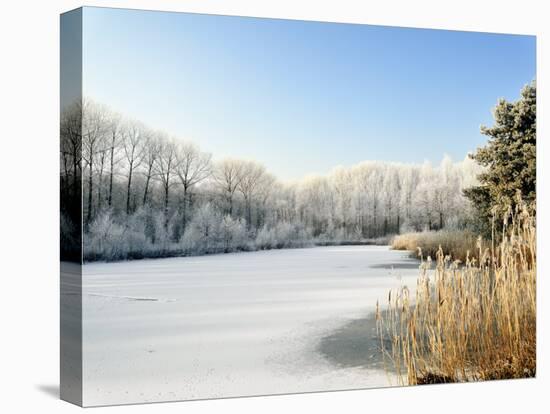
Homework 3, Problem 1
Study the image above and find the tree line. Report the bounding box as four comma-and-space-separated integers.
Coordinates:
61, 99, 485, 261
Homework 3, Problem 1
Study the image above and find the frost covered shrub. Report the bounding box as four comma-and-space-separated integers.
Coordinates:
331, 226, 346, 243
180, 227, 200, 253
255, 226, 276, 249
143, 207, 170, 246
181, 203, 222, 254
123, 209, 148, 258
84, 209, 184, 261
271, 222, 294, 248
122, 231, 148, 259
133, 207, 174, 253
255, 221, 311, 250
220, 215, 248, 252
315, 220, 340, 242
285, 222, 311, 247
86, 210, 126, 261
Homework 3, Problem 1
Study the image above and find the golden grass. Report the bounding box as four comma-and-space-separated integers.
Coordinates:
378, 203, 536, 385
392, 230, 479, 263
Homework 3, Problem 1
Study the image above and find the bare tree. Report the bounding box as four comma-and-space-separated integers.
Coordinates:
60, 100, 82, 201
122, 120, 146, 215
237, 161, 268, 230
82, 99, 108, 227
213, 158, 244, 216
153, 137, 179, 228
96, 137, 109, 212
60, 101, 83, 261
107, 112, 122, 208
175, 142, 212, 227
141, 132, 160, 206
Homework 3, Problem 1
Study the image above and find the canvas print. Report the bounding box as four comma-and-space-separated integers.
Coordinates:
60, 7, 536, 407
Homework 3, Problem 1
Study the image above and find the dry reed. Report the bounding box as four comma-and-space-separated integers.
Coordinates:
392, 230, 479, 263
377, 202, 536, 385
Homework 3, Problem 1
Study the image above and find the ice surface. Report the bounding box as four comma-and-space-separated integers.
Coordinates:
81, 246, 419, 406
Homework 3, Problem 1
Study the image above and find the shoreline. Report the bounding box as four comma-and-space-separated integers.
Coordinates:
83, 238, 394, 264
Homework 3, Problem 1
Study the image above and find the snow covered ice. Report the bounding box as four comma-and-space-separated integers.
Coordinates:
79, 246, 419, 406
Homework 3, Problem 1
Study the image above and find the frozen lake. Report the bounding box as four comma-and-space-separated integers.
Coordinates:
80, 245, 420, 406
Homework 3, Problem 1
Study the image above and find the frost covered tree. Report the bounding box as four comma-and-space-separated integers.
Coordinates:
382, 167, 401, 234
330, 167, 354, 236
153, 137, 179, 228
95, 136, 109, 213
175, 142, 212, 229
182, 203, 221, 254
400, 165, 420, 229
82, 99, 109, 227
213, 159, 244, 216
121, 120, 146, 215
296, 176, 332, 237
237, 161, 270, 230
78, 98, 487, 261
220, 215, 247, 252
141, 133, 160, 206
106, 112, 122, 208
60, 100, 83, 260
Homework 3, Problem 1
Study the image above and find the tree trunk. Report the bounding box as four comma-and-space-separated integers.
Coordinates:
143, 161, 153, 206
72, 147, 79, 202
86, 153, 93, 229
182, 186, 188, 232
108, 136, 115, 207
97, 154, 105, 213
245, 197, 252, 230
143, 174, 151, 206
163, 183, 169, 229
126, 163, 133, 215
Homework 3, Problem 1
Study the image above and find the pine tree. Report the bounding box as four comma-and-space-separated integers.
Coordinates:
464, 82, 536, 235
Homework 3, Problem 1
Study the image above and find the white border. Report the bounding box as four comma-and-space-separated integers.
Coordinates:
0, 1, 547, 413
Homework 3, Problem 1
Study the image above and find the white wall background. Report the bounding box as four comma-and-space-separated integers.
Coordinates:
0, 0, 547, 412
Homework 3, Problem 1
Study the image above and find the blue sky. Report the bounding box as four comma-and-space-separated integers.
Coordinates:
82, 7, 536, 180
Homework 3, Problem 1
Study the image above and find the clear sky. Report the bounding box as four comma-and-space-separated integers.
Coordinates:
82, 7, 536, 181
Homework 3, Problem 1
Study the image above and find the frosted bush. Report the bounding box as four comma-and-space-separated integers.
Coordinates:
182, 203, 222, 254
255, 221, 310, 250
255, 226, 276, 249
87, 211, 126, 261
220, 215, 248, 252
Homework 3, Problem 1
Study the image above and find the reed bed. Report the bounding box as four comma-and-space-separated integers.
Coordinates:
377, 203, 536, 385
391, 229, 479, 263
